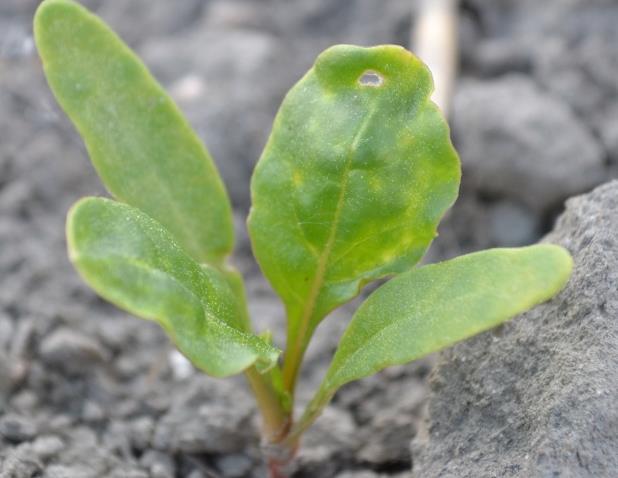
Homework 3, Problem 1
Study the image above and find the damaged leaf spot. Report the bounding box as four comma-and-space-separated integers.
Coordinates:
358, 70, 384, 87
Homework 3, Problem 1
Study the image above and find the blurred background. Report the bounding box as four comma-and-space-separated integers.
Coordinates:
1, 1, 617, 477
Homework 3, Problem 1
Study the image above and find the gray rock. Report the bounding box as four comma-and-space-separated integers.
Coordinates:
598, 103, 618, 164
108, 467, 149, 478
333, 364, 429, 468
185, 471, 208, 478
468, 39, 532, 77
43, 465, 105, 478
0, 20, 34, 60
128, 416, 155, 451
0, 314, 13, 352
413, 180, 618, 477
31, 435, 65, 460
9, 391, 38, 414
531, 4, 618, 161
487, 200, 539, 247
463, 0, 618, 167
0, 351, 11, 408
39, 327, 109, 374
215, 453, 254, 478
0, 443, 43, 478
452, 75, 604, 213
140, 450, 175, 478
152, 381, 256, 454
81, 400, 105, 423
0, 414, 37, 443
336, 472, 410, 478
336, 473, 380, 478
295, 406, 360, 477
95, 0, 205, 47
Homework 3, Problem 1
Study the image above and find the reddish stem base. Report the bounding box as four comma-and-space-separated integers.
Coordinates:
263, 439, 299, 478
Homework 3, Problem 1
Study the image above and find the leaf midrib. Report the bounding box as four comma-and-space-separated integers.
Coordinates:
289, 101, 380, 355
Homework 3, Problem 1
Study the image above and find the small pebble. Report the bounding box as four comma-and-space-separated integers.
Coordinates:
0, 414, 37, 443
129, 416, 155, 451
488, 200, 538, 247
1, 445, 43, 476
0, 313, 14, 351
82, 400, 105, 423
10, 390, 39, 413
140, 450, 175, 478
109, 467, 149, 478
215, 453, 254, 477
47, 464, 111, 478
31, 435, 65, 460
39, 327, 109, 373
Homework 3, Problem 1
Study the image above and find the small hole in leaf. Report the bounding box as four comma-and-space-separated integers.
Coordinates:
358, 70, 384, 87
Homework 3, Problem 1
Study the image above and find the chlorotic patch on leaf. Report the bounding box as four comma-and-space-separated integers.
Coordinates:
248, 45, 461, 390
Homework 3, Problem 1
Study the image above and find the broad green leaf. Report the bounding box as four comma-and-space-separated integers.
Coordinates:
302, 245, 572, 423
67, 197, 279, 377
248, 44, 460, 371
35, 0, 233, 265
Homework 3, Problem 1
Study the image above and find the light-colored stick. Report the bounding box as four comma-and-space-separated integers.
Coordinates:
412, 0, 459, 116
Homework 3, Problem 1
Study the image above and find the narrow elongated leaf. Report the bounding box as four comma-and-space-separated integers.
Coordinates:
67, 197, 279, 377
35, 0, 233, 265
303, 245, 572, 422
248, 45, 460, 363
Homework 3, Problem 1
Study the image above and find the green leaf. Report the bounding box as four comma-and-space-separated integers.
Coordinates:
35, 0, 234, 265
248, 45, 460, 369
303, 245, 572, 421
67, 197, 279, 377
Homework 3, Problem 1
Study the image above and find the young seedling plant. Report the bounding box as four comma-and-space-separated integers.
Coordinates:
34, 1, 573, 476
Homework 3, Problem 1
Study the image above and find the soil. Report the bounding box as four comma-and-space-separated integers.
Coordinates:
1, 1, 616, 477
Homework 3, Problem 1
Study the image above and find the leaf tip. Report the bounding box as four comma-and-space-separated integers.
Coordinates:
34, 0, 78, 38
541, 243, 574, 289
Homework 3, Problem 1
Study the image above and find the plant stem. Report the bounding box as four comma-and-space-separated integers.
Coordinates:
244, 366, 290, 442
281, 337, 307, 397
245, 367, 300, 477
264, 436, 300, 478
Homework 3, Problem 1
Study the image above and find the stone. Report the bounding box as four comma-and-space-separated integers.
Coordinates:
461, 0, 618, 168
215, 453, 254, 478
39, 327, 109, 374
412, 180, 618, 477
452, 75, 604, 213
95, 0, 205, 47
128, 416, 155, 451
295, 406, 360, 477
468, 39, 532, 77
82, 400, 105, 423
0, 21, 34, 60
531, 4, 618, 157
108, 467, 149, 478
9, 391, 38, 414
152, 381, 256, 454
336, 473, 379, 478
0, 351, 11, 407
0, 443, 43, 478
140, 450, 175, 478
598, 103, 618, 164
336, 472, 410, 478
31, 435, 65, 460
0, 314, 13, 351
487, 200, 538, 247
0, 414, 37, 443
